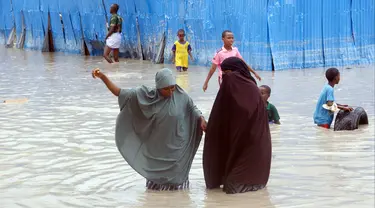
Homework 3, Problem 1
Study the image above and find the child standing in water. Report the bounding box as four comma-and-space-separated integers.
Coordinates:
202, 30, 261, 91
259, 85, 280, 124
172, 29, 194, 72
104, 4, 123, 63
314, 68, 353, 129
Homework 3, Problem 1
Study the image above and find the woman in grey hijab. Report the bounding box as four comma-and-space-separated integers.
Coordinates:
92, 68, 207, 191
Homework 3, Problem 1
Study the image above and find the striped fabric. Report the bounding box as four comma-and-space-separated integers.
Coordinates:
223, 183, 265, 194
146, 180, 189, 191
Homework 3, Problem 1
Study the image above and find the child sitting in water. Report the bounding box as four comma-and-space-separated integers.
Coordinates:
172, 29, 194, 72
313, 68, 353, 129
259, 85, 280, 124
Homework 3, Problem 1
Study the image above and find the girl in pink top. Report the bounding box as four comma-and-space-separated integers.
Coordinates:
203, 30, 261, 92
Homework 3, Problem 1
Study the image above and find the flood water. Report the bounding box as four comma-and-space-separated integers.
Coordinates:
0, 47, 374, 208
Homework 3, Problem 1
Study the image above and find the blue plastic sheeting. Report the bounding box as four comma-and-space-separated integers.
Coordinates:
78, 0, 106, 40
236, 0, 272, 70
11, 0, 45, 50
59, 0, 83, 53
40, 0, 65, 52
78, 0, 106, 55
300, 0, 324, 69
0, 0, 374, 70
352, 0, 375, 64
268, 0, 305, 69
322, 0, 358, 67
268, 0, 328, 69
12, 0, 23, 42
0, 0, 14, 44
134, 0, 167, 60
23, 11, 45, 50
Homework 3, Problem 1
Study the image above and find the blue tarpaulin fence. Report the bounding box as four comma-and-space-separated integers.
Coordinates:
0, 0, 14, 44
1, 0, 374, 70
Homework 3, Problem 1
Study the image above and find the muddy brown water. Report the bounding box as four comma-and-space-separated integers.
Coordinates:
0, 48, 374, 208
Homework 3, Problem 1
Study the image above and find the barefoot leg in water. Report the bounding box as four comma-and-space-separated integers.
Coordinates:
103, 46, 113, 63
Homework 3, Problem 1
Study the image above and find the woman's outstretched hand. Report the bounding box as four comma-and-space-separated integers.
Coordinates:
200, 116, 207, 132
91, 68, 120, 96
92, 68, 104, 79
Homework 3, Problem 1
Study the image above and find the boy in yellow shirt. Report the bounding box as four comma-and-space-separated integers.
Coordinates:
172, 29, 194, 72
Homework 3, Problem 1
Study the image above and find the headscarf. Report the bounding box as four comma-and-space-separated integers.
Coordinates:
115, 68, 203, 185
155, 68, 176, 89
221, 57, 257, 84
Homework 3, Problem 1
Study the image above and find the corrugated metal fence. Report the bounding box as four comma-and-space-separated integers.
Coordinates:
0, 0, 374, 70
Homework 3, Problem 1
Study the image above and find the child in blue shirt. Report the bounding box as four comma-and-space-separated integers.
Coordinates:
313, 68, 353, 129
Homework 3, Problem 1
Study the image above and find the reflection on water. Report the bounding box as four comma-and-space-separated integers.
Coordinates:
0, 48, 374, 208
176, 71, 190, 92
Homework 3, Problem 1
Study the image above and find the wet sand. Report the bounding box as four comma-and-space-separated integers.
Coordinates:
0, 48, 374, 208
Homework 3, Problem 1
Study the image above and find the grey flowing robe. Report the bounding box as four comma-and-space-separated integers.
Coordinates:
115, 69, 203, 185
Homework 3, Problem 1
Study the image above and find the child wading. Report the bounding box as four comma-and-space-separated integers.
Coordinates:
172, 29, 194, 72
259, 85, 280, 124
202, 30, 261, 92
313, 68, 353, 129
